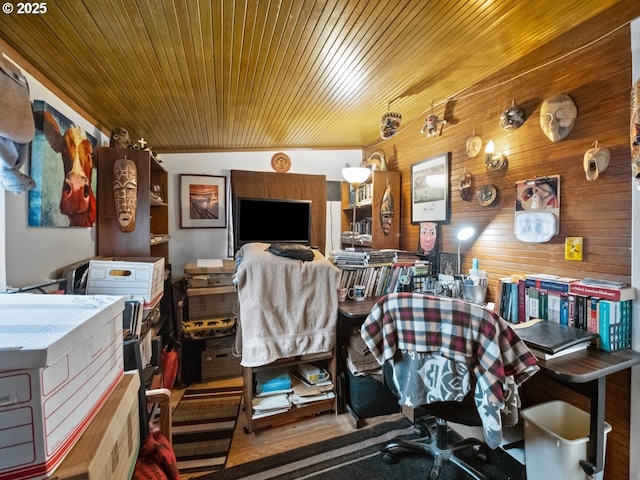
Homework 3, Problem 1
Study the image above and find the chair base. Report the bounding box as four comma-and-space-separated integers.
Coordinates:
380, 417, 490, 480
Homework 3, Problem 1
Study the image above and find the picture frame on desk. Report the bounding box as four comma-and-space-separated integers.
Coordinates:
179, 174, 227, 228
438, 252, 458, 277
411, 152, 450, 223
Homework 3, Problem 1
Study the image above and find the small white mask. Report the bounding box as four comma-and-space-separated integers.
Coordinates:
540, 94, 577, 142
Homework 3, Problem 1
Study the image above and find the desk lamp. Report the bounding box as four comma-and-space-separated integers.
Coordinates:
456, 226, 475, 274
342, 167, 371, 248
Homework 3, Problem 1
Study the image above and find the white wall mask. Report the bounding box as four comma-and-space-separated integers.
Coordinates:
540, 94, 577, 142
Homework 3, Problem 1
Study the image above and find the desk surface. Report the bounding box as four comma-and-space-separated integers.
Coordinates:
339, 298, 640, 383
536, 347, 640, 383
338, 297, 380, 318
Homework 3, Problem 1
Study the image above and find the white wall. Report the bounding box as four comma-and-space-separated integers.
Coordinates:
2, 54, 108, 290
160, 150, 361, 277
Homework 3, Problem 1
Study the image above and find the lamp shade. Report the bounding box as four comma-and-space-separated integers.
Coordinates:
457, 227, 475, 241
342, 167, 371, 186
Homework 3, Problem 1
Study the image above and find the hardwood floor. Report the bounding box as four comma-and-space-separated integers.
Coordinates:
170, 376, 405, 480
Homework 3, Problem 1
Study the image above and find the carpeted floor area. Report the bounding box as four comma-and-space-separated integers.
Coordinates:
171, 385, 243, 477
195, 416, 525, 480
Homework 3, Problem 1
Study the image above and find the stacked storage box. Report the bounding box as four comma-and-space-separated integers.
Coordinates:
183, 260, 241, 380
50, 371, 141, 480
0, 294, 125, 480
85, 257, 165, 308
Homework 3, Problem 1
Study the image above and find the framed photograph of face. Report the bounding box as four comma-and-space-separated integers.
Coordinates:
417, 221, 438, 255
179, 174, 227, 228
438, 252, 458, 277
411, 152, 450, 223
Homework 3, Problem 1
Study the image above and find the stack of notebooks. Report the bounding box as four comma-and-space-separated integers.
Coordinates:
512, 319, 599, 360
251, 365, 334, 419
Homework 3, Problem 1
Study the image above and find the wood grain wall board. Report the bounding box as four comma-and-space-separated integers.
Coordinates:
363, 9, 635, 477
230, 170, 327, 253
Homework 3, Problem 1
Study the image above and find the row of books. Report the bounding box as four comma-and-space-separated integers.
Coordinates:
330, 249, 398, 267
497, 275, 634, 352
337, 260, 435, 298
346, 183, 374, 207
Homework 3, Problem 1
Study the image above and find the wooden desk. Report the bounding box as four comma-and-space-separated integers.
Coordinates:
340, 298, 640, 476
337, 297, 381, 427
534, 347, 640, 477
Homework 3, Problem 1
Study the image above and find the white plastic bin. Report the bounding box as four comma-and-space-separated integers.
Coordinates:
521, 400, 611, 480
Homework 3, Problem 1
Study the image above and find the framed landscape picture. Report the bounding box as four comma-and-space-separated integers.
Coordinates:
411, 152, 450, 223
179, 174, 227, 228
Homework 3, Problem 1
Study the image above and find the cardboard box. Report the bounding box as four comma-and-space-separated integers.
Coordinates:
0, 294, 125, 480
201, 336, 242, 380
185, 259, 235, 288
187, 286, 237, 319
49, 371, 140, 480
86, 257, 165, 306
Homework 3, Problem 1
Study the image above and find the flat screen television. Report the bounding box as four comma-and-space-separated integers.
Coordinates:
235, 197, 312, 249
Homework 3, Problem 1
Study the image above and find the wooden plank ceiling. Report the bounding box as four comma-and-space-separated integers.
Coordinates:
0, 0, 624, 152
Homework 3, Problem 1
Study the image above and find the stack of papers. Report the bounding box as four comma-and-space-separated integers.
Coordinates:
252, 394, 291, 418
251, 365, 335, 419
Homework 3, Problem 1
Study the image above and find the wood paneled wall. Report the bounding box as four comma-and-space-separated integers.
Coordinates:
230, 170, 327, 252
364, 5, 638, 479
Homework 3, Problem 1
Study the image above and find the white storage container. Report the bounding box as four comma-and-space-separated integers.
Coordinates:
521, 400, 611, 480
0, 294, 125, 480
86, 256, 164, 306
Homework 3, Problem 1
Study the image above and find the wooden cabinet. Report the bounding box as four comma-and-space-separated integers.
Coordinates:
242, 351, 337, 434
230, 170, 327, 253
341, 170, 400, 250
95, 147, 169, 262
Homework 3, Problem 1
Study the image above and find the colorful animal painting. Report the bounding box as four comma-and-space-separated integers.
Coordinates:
29, 101, 98, 227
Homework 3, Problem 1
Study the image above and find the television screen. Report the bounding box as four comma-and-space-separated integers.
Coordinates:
235, 197, 312, 249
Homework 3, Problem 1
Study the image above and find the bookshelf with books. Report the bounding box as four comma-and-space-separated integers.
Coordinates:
331, 249, 432, 298
497, 274, 635, 353
340, 170, 400, 249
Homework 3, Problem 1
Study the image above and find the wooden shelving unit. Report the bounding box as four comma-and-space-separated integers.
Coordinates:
242, 351, 337, 434
95, 147, 169, 263
340, 170, 400, 250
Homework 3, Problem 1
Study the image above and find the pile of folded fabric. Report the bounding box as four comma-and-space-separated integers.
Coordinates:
346, 330, 382, 380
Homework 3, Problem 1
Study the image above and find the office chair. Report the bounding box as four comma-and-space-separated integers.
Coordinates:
361, 292, 538, 480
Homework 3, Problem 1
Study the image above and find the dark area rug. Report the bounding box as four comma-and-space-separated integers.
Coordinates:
172, 386, 243, 476
196, 416, 525, 480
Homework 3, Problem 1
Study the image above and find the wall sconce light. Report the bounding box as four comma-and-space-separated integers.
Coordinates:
456, 226, 475, 274
485, 140, 508, 171
342, 166, 372, 248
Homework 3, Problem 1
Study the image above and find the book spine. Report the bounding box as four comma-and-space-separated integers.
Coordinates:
588, 297, 600, 333
518, 279, 527, 323
547, 293, 561, 323
528, 287, 539, 319
569, 283, 635, 301
597, 300, 612, 350
510, 282, 519, 323
567, 294, 576, 327
560, 297, 569, 326
576, 295, 588, 330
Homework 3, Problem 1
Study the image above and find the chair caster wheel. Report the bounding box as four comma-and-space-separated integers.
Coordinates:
243, 426, 251, 434
381, 448, 399, 464
476, 444, 489, 462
